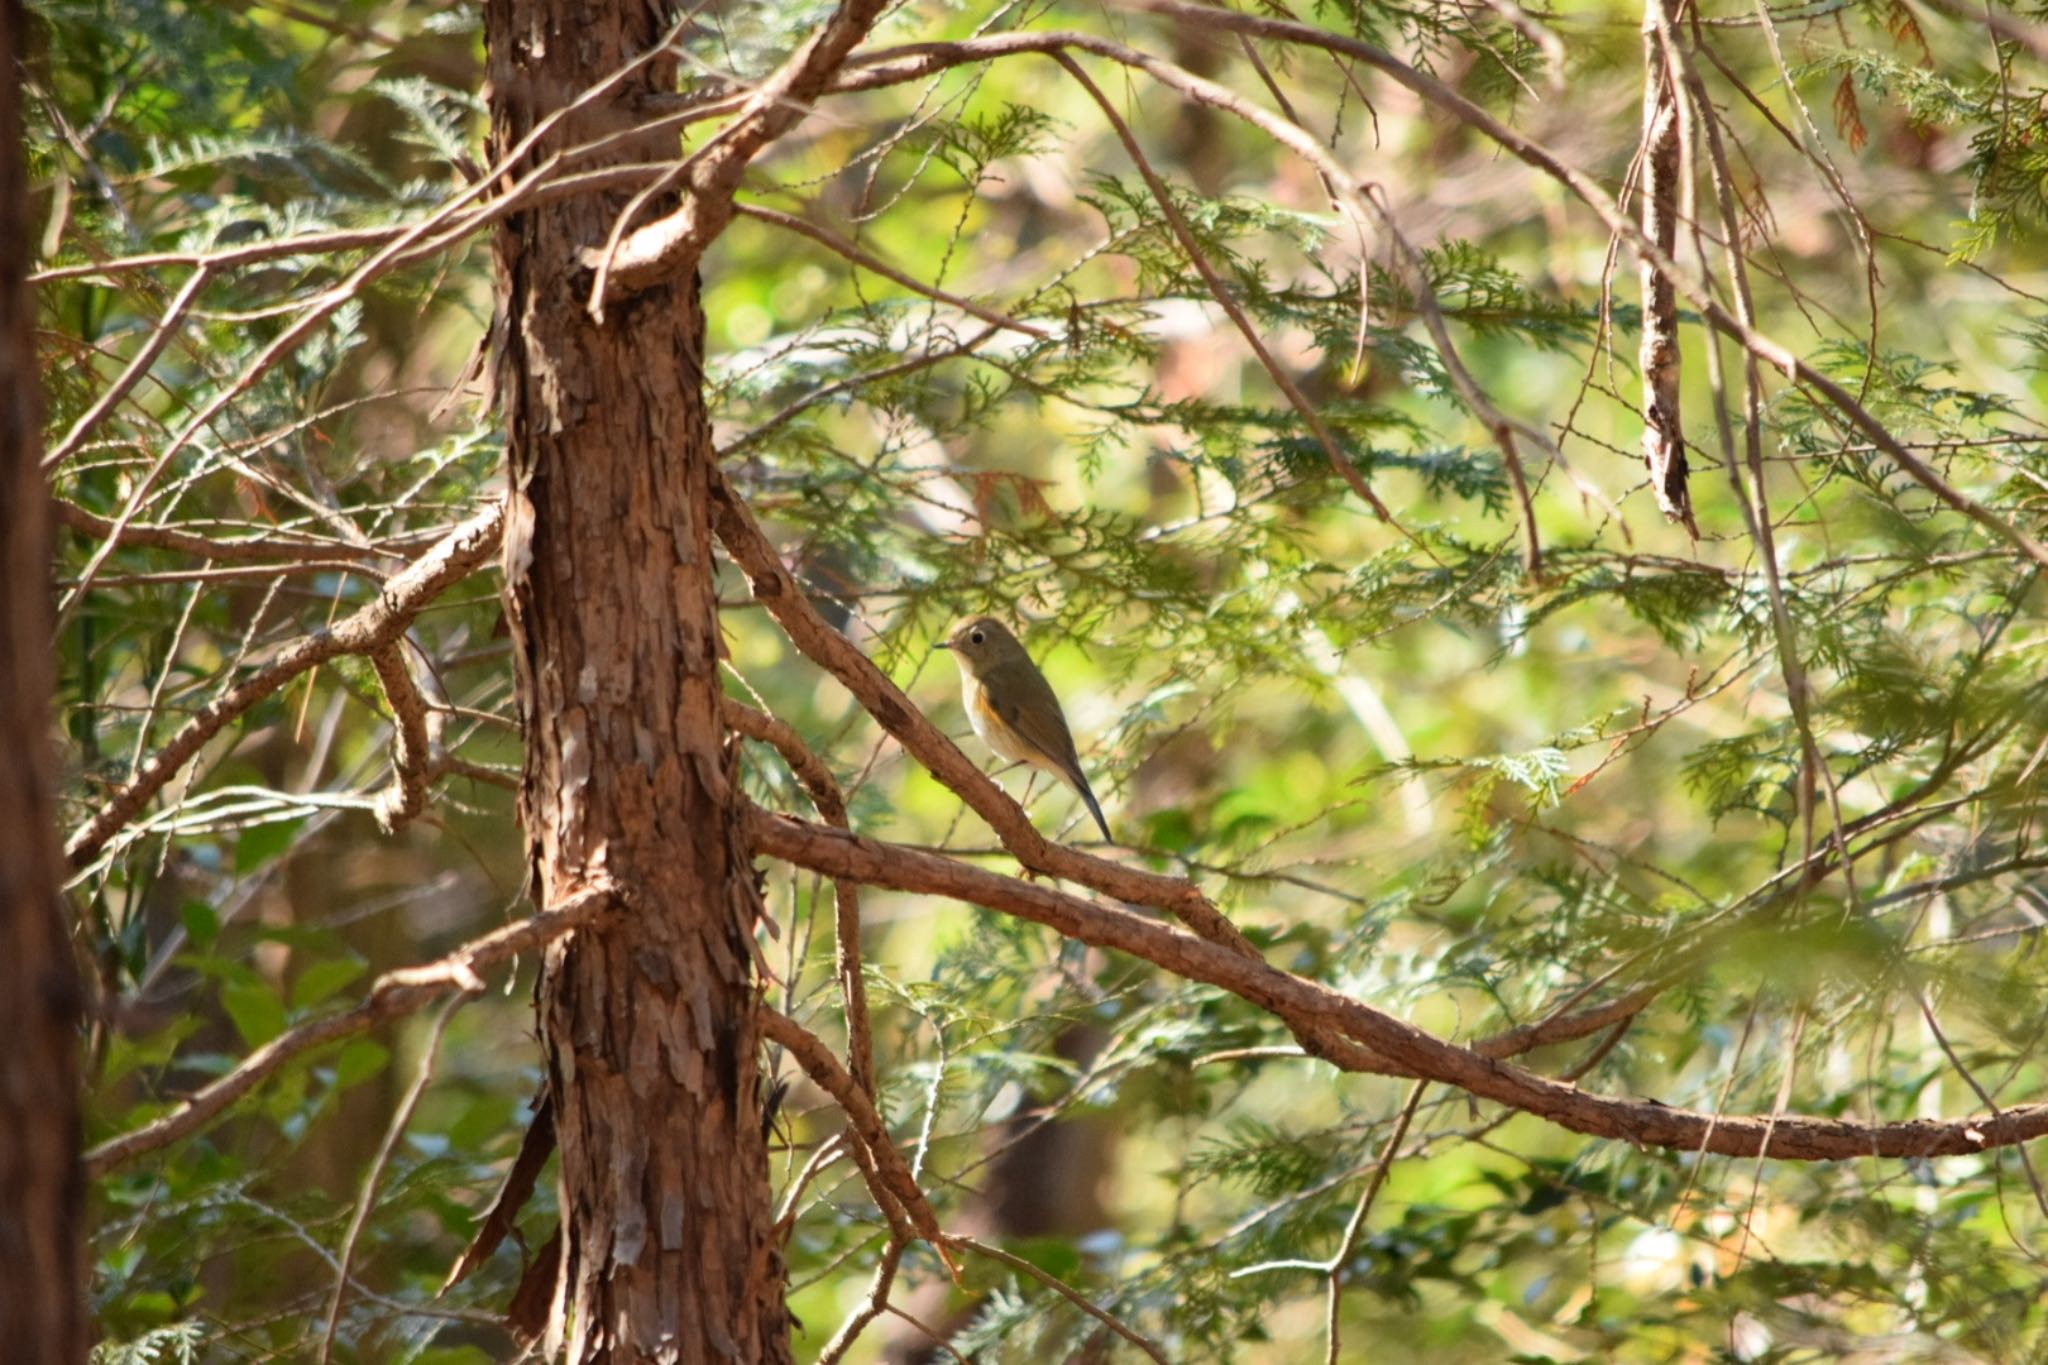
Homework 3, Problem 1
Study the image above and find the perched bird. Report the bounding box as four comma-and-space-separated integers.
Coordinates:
937, 615, 1113, 843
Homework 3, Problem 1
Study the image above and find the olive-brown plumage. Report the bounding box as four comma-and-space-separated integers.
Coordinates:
936, 616, 1112, 843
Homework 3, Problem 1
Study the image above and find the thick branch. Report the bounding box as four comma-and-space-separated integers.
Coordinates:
748, 808, 2048, 1161
586, 0, 891, 298
64, 501, 503, 869
368, 642, 431, 833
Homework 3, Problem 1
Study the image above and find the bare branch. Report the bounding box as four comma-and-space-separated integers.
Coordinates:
816, 1239, 905, 1365
64, 501, 503, 870
319, 996, 471, 1363
584, 0, 892, 299
84, 880, 619, 1177
42, 265, 212, 471
1325, 1079, 1426, 1365
758, 1005, 951, 1264
952, 1236, 1170, 1364
51, 497, 439, 566
1473, 982, 1662, 1061
368, 642, 432, 834
748, 807, 2048, 1161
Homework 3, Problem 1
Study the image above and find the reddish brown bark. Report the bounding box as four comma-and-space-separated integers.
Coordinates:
0, 0, 88, 1354
484, 2, 789, 1358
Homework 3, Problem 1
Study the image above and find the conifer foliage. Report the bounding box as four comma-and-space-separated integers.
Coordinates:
28, 0, 2048, 1358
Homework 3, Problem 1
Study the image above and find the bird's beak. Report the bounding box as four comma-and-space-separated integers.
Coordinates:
933, 640, 951, 652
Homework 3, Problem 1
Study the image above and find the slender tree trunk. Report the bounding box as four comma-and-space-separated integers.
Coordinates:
484, 3, 789, 1359
0, 0, 88, 1356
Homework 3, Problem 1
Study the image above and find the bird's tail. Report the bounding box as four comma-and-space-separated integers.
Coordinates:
1067, 767, 1113, 845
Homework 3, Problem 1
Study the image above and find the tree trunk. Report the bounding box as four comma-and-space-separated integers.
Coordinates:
0, 0, 88, 1356
483, 3, 789, 1359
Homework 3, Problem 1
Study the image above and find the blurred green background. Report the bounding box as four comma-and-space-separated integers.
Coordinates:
32, 0, 2048, 1358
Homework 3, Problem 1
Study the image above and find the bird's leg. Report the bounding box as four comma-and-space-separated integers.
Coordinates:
1014, 768, 1050, 881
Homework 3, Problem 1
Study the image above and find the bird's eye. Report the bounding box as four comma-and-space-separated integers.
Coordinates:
970, 630, 985, 645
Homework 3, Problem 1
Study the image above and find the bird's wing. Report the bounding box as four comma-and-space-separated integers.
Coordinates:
986, 659, 1113, 842
984, 659, 1084, 775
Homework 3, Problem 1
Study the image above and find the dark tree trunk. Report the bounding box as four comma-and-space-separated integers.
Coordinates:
483, 3, 789, 1359
0, 0, 88, 1356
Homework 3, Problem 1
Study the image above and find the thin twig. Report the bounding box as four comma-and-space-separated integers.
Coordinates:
816, 1239, 906, 1365
1325, 1079, 1427, 1365
758, 1005, 955, 1270
1049, 51, 1396, 525
319, 994, 474, 1363
954, 1235, 1171, 1365
735, 202, 1052, 339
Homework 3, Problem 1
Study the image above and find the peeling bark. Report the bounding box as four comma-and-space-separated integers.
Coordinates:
484, 2, 788, 1357
1639, 0, 1698, 536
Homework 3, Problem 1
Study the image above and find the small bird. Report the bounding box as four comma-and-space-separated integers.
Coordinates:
936, 615, 1113, 843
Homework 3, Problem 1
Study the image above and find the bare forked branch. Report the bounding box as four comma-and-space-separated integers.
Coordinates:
725, 698, 876, 1096
582, 0, 892, 301
759, 1006, 951, 1265
64, 501, 503, 870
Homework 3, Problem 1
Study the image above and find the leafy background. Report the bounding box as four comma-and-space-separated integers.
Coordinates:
31, 0, 2048, 1359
